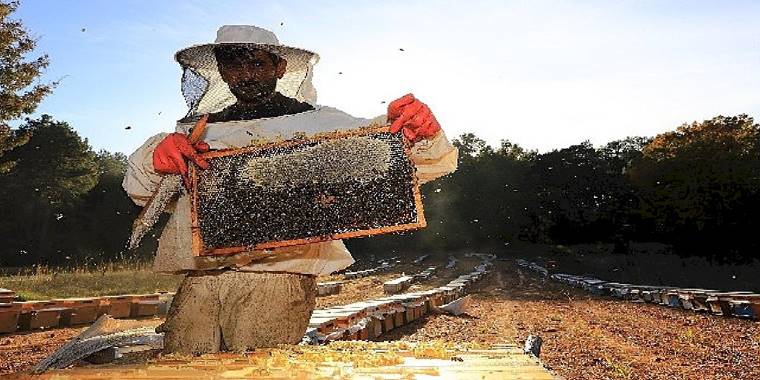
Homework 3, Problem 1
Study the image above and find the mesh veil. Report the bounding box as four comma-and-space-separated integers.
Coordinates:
176, 43, 319, 119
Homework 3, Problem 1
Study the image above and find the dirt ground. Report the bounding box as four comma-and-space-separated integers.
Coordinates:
382, 259, 760, 380
2, 255, 759, 379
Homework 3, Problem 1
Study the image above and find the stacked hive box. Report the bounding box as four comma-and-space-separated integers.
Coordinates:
2, 292, 175, 335
383, 276, 414, 294
518, 259, 760, 320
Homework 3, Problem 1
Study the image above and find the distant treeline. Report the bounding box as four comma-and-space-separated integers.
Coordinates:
1, 114, 758, 267
349, 114, 760, 263
0, 115, 155, 267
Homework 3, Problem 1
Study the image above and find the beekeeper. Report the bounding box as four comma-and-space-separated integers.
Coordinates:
123, 25, 458, 354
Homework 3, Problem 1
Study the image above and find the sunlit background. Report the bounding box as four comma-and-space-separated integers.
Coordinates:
16, 0, 760, 154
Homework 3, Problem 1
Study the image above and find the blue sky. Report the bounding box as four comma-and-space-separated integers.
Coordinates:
14, 0, 760, 154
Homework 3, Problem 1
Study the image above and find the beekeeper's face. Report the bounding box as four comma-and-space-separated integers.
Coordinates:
215, 47, 287, 103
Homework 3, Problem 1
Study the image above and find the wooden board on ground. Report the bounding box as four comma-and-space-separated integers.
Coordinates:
29, 343, 556, 380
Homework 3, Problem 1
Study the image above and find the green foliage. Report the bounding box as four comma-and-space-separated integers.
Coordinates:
71, 151, 140, 262
0, 0, 56, 172
628, 115, 760, 258
0, 115, 159, 267
0, 115, 99, 264
529, 141, 637, 244
1, 115, 99, 205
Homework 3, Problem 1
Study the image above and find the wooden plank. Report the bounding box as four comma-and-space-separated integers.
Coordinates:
35, 344, 556, 379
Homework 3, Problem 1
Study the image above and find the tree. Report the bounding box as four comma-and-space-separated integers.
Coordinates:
599, 136, 652, 175
0, 0, 56, 173
0, 115, 98, 264
528, 141, 634, 244
628, 115, 760, 259
71, 150, 142, 263
452, 133, 488, 158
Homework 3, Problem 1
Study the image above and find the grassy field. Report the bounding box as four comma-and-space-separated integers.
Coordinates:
0, 262, 183, 300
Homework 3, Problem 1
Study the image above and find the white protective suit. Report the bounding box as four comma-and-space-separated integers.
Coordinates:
122, 26, 458, 276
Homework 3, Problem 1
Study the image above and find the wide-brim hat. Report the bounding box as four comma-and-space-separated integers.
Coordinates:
175, 25, 319, 67
175, 25, 320, 116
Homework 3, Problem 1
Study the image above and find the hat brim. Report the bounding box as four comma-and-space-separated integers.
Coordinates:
175, 42, 319, 68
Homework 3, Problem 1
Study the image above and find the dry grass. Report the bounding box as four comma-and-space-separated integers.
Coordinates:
0, 262, 183, 300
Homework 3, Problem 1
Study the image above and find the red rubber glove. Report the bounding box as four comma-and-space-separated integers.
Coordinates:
387, 93, 441, 143
153, 133, 210, 189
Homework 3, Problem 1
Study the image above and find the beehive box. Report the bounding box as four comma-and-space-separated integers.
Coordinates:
383, 275, 413, 294
0, 303, 21, 333
189, 126, 425, 256
690, 292, 712, 312
317, 281, 343, 296
130, 294, 160, 317
0, 288, 15, 304
95, 298, 110, 318
55, 298, 99, 325
706, 295, 732, 315
393, 309, 405, 327
307, 316, 337, 335
100, 295, 133, 319
17, 301, 68, 330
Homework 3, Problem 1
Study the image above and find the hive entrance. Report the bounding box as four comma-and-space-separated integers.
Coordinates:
189, 126, 425, 256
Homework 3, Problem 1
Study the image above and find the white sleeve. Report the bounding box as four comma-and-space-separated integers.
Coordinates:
122, 133, 168, 207
408, 129, 459, 185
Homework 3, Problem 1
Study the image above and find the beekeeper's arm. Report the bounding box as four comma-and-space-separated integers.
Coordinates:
372, 93, 458, 184
123, 133, 168, 207
122, 132, 210, 206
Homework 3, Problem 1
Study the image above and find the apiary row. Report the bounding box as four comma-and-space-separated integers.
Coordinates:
516, 259, 760, 320
304, 258, 493, 344
0, 291, 174, 334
